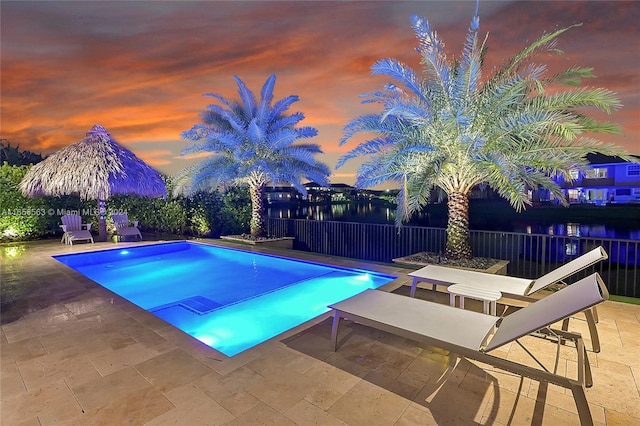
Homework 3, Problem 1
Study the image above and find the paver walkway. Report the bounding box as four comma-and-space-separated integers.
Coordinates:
1, 239, 639, 425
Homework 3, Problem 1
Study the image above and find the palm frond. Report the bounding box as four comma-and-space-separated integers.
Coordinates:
336, 138, 394, 169
269, 95, 299, 121
248, 118, 264, 144
494, 24, 582, 80
453, 5, 482, 103
267, 129, 298, 150
341, 114, 401, 146
371, 59, 426, 102
528, 88, 621, 114
271, 112, 305, 132
552, 66, 595, 87
410, 14, 451, 94
203, 92, 235, 109
296, 126, 318, 139
288, 143, 323, 153
233, 75, 257, 119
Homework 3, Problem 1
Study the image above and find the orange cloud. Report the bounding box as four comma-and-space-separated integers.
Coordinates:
2, 1, 638, 188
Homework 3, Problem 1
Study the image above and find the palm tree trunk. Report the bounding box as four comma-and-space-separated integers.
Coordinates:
445, 191, 472, 259
249, 183, 266, 238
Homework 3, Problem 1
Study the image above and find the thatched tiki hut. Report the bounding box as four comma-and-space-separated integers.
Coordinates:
20, 124, 166, 242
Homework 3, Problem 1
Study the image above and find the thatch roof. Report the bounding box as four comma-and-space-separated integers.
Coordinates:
20, 125, 166, 200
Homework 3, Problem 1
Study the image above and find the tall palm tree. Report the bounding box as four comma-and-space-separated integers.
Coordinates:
175, 74, 330, 238
337, 7, 637, 259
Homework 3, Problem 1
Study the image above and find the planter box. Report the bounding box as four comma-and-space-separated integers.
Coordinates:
392, 255, 509, 275
220, 235, 294, 250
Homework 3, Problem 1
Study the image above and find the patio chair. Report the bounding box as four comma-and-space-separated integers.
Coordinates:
407, 246, 608, 351
60, 214, 94, 245
330, 273, 609, 425
111, 213, 142, 241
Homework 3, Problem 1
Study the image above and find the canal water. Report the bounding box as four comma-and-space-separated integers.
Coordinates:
268, 201, 640, 240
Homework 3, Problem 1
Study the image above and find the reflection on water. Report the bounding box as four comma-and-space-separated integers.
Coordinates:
513, 222, 640, 240
269, 203, 640, 240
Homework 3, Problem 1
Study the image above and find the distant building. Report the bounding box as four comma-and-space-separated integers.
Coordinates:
544, 153, 640, 205
302, 182, 356, 203
264, 185, 301, 205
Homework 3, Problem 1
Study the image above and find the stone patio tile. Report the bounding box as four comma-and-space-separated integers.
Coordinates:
63, 295, 112, 316
193, 367, 259, 402
146, 384, 235, 425
87, 342, 165, 376
0, 356, 27, 401
284, 399, 349, 425
479, 384, 586, 426
70, 385, 173, 425
303, 362, 361, 395
67, 303, 131, 329
413, 372, 489, 424
1, 380, 83, 425
218, 390, 262, 417
37, 329, 111, 356
2, 336, 47, 362
604, 408, 640, 425
134, 348, 213, 392
13, 417, 41, 426
586, 358, 640, 418
70, 366, 151, 410
245, 366, 316, 412
304, 383, 343, 410
328, 379, 411, 426
394, 403, 439, 425
16, 346, 101, 391
225, 401, 296, 426
93, 316, 168, 348
2, 305, 77, 343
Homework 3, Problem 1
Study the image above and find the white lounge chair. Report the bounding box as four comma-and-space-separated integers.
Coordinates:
329, 273, 609, 425
60, 214, 94, 245
112, 213, 142, 241
407, 246, 608, 351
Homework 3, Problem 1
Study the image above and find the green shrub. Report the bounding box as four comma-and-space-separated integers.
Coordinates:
1, 164, 252, 241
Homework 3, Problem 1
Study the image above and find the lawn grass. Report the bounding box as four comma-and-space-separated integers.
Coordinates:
610, 294, 640, 305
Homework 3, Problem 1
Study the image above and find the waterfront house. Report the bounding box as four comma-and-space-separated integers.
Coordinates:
552, 154, 640, 205
528, 154, 640, 205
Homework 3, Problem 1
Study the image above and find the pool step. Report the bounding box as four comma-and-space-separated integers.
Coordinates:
150, 296, 223, 315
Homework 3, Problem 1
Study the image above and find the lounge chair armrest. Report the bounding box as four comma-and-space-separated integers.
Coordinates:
60, 225, 67, 232
83, 223, 92, 231
132, 221, 139, 227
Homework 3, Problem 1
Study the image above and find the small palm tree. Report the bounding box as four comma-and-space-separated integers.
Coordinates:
176, 74, 330, 238
337, 7, 637, 259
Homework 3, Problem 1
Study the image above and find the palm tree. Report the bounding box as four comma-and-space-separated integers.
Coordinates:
175, 74, 330, 238
337, 7, 637, 259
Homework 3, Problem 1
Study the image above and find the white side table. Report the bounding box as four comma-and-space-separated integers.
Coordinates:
447, 284, 502, 316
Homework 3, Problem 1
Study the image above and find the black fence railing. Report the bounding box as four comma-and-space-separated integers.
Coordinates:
267, 218, 639, 298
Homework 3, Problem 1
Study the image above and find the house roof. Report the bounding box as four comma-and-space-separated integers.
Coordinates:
586, 153, 640, 165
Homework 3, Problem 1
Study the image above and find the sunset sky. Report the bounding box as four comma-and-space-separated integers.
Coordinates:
2, 1, 639, 186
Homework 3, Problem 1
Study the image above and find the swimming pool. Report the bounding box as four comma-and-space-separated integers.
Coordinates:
54, 241, 396, 356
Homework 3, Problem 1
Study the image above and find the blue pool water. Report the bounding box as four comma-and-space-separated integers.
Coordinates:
54, 241, 396, 356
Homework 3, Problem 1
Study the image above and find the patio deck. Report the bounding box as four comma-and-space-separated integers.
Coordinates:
1, 239, 639, 425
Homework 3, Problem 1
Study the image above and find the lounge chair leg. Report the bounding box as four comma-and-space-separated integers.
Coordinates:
571, 382, 594, 425
330, 312, 341, 351
584, 309, 601, 353
583, 345, 593, 388
410, 279, 418, 297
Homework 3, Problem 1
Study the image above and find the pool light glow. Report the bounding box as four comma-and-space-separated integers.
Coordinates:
53, 242, 396, 356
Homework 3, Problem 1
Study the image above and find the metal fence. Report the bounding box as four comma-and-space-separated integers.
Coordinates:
267, 218, 639, 297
